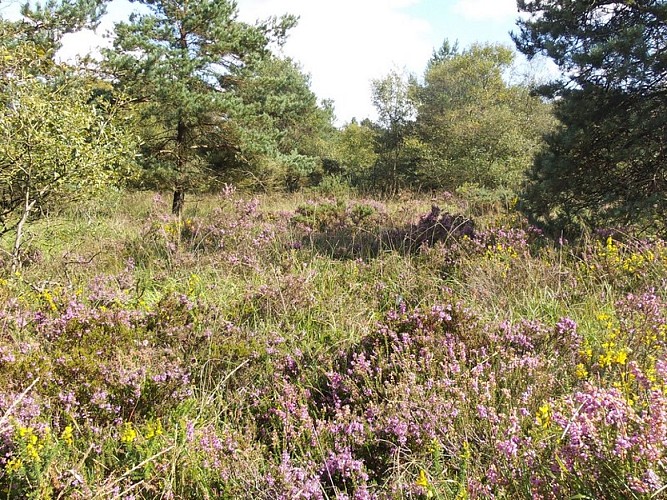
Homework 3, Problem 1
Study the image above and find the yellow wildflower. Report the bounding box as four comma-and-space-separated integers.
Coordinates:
575, 363, 588, 379
462, 440, 471, 461
5, 458, 22, 473
42, 290, 58, 312
416, 469, 429, 488
615, 349, 628, 365
536, 403, 551, 428
25, 442, 39, 461
120, 423, 137, 444
145, 420, 163, 439
61, 425, 74, 447
415, 469, 434, 497
599, 351, 613, 368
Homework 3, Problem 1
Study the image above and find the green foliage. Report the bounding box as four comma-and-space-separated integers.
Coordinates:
370, 70, 420, 193
522, 87, 667, 237
351, 43, 554, 195
103, 1, 332, 208
315, 175, 355, 198
427, 38, 460, 68
514, 0, 667, 94
232, 57, 335, 158
17, 0, 107, 55
102, 0, 295, 210
0, 18, 137, 268
514, 0, 667, 237
213, 57, 334, 191
330, 120, 379, 187
0, 79, 136, 218
415, 43, 554, 193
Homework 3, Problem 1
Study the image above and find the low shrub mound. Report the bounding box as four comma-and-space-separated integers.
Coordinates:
390, 205, 476, 252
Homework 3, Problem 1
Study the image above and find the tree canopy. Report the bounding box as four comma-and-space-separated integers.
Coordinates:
0, 12, 136, 268
102, 0, 316, 214
370, 70, 418, 193
414, 42, 554, 195
514, 0, 667, 237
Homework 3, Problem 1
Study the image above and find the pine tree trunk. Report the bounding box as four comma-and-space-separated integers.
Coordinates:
172, 189, 185, 218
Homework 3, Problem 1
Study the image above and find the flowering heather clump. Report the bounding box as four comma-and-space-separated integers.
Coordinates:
256, 301, 586, 497
475, 226, 534, 258
511, 289, 667, 498
261, 452, 323, 500
248, 288, 665, 496
179, 198, 275, 255
0, 277, 200, 497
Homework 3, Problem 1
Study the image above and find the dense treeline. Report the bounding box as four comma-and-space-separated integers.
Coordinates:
1, 0, 665, 267
0, 1, 551, 203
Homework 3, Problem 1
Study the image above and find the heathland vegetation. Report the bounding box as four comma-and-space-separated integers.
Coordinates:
0, 0, 666, 498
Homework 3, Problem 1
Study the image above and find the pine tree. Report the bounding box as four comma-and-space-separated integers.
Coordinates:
514, 0, 667, 236
103, 0, 297, 216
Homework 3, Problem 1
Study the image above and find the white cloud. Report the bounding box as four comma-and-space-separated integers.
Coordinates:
237, 0, 434, 123
452, 0, 517, 22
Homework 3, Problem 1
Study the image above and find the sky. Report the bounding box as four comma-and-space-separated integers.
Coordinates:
235, 0, 523, 123
0, 0, 534, 124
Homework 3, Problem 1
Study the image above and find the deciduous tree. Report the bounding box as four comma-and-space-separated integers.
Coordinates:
0, 17, 136, 269
371, 70, 418, 193
415, 43, 553, 194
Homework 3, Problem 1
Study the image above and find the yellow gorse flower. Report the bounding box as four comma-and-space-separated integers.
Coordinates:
615, 349, 628, 365
416, 469, 429, 487
462, 440, 471, 461
595, 237, 660, 276
61, 425, 74, 447
188, 273, 202, 296
42, 289, 58, 312
120, 423, 137, 444
485, 243, 519, 261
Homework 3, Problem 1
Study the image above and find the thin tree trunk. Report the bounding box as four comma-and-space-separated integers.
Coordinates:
172, 189, 185, 218
172, 118, 187, 218
12, 188, 36, 272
